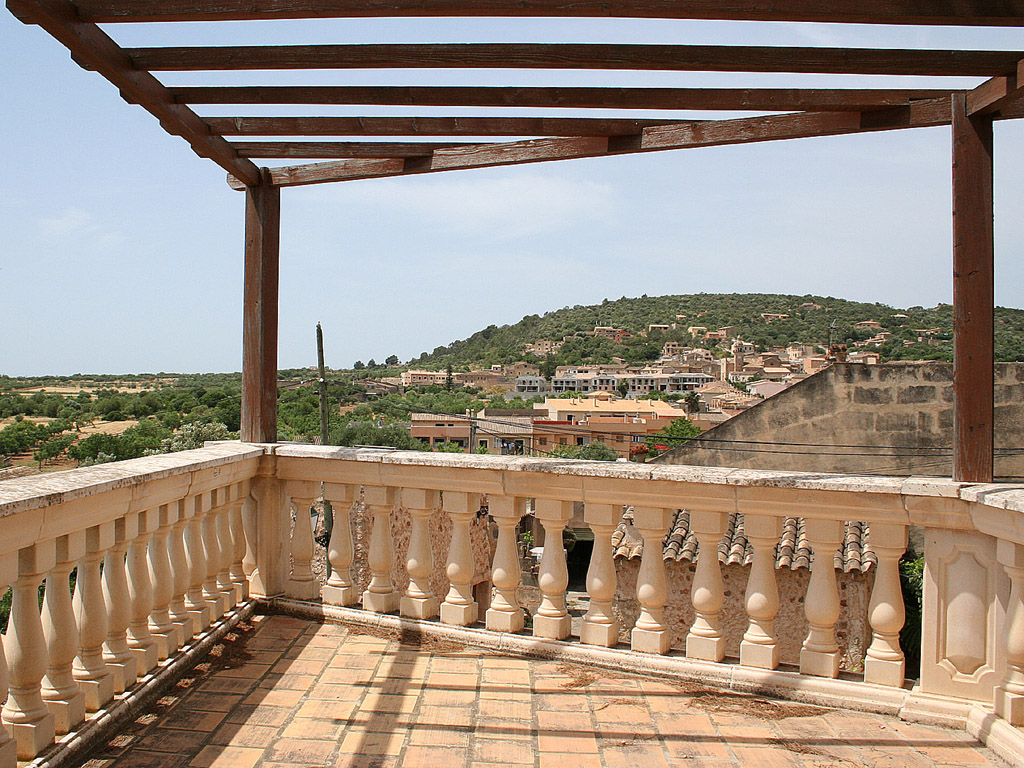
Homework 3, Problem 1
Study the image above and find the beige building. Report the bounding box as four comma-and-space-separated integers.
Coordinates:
534, 395, 691, 424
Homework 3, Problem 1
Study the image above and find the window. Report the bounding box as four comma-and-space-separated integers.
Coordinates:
576, 437, 585, 445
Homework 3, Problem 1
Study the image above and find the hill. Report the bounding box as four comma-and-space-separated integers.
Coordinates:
413, 293, 1024, 369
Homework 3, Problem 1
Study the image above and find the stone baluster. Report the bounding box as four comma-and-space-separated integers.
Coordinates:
322, 484, 358, 606
864, 523, 908, 687
800, 519, 844, 678
0, 554, 17, 768
441, 491, 480, 627
995, 540, 1024, 725
202, 489, 228, 619
580, 504, 620, 647
2, 541, 57, 760
740, 514, 783, 670
229, 483, 250, 601
533, 500, 574, 640
486, 496, 527, 633
362, 486, 399, 613
127, 509, 159, 676
401, 489, 441, 620
216, 488, 238, 608
103, 514, 138, 693
73, 522, 115, 712
41, 533, 86, 735
287, 490, 318, 600
169, 500, 197, 644
687, 511, 728, 662
148, 504, 180, 660
241, 490, 259, 594
184, 494, 212, 632
632, 507, 674, 654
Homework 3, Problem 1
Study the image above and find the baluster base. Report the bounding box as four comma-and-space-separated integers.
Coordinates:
43, 692, 85, 735
322, 584, 358, 607
286, 579, 320, 601
440, 601, 477, 627
401, 596, 439, 621
686, 633, 725, 662
0, 735, 15, 768
129, 643, 160, 676
187, 605, 211, 633
740, 640, 779, 670
232, 579, 249, 601
580, 619, 618, 647
5, 712, 55, 761
485, 607, 524, 633
104, 657, 138, 694
995, 687, 1024, 726
632, 626, 671, 655
75, 675, 114, 712
151, 627, 181, 660
362, 590, 398, 614
204, 591, 229, 620
864, 656, 905, 688
533, 613, 570, 640
800, 648, 841, 678
171, 615, 196, 647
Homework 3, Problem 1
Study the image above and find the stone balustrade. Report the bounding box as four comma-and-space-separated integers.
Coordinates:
0, 442, 1022, 766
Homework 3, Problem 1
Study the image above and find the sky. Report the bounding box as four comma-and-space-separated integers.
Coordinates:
1, 13, 1022, 375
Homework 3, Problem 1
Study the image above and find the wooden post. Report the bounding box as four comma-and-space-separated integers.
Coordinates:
241, 169, 280, 443
951, 93, 994, 483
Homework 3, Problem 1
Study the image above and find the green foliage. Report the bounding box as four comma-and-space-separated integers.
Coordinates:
547, 441, 618, 461
900, 555, 924, 679
646, 417, 701, 458
68, 418, 174, 465
33, 433, 74, 468
409, 293, 1024, 369
435, 440, 465, 453
328, 422, 427, 450
160, 421, 235, 452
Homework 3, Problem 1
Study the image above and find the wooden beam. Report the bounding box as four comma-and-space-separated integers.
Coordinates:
56, 0, 1024, 27
206, 116, 687, 137
968, 59, 1024, 116
5, 0, 260, 187
231, 141, 468, 158
124, 43, 1023, 77
241, 169, 280, 444
171, 85, 954, 112
951, 93, 995, 483
227, 98, 952, 188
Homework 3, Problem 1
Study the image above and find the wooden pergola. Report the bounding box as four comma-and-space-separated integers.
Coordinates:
8, 0, 1023, 482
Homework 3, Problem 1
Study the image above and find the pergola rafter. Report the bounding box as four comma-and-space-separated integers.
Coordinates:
7, 0, 1023, 481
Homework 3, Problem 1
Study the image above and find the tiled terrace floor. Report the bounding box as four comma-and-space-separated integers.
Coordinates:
81, 613, 1007, 768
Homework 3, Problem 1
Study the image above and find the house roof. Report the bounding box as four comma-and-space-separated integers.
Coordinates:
611, 510, 875, 573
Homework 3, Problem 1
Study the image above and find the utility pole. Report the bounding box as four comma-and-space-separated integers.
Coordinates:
316, 322, 333, 576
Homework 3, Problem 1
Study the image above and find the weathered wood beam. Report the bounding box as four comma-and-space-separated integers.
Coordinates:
231, 141, 469, 158
172, 85, 954, 112
124, 44, 1023, 77
226, 98, 952, 189
241, 169, 281, 444
206, 116, 687, 137
52, 0, 1024, 27
5, 0, 260, 187
968, 59, 1024, 116
951, 93, 995, 483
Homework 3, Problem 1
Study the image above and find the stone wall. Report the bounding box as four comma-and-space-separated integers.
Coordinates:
614, 559, 873, 671
655, 362, 1024, 480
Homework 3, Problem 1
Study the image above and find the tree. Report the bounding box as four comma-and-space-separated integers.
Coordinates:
617, 381, 629, 398
548, 441, 617, 461
645, 416, 701, 458
385, 355, 400, 366
683, 391, 701, 414
367, 359, 377, 368
353, 361, 365, 370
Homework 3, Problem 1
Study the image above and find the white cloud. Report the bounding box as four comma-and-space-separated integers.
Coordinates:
38, 207, 125, 248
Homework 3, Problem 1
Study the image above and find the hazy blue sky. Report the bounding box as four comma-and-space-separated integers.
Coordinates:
1, 13, 1021, 375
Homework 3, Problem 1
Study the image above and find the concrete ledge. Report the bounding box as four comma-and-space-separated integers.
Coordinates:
27, 600, 256, 768
967, 704, 1024, 768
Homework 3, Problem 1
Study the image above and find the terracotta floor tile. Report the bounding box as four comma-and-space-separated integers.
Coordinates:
601, 743, 672, 768
331, 754, 400, 768
477, 698, 532, 721
213, 664, 271, 680
209, 724, 279, 748
156, 710, 226, 732
272, 658, 329, 676
408, 725, 472, 748
307, 682, 367, 701
537, 752, 603, 768
729, 747, 804, 768
243, 688, 304, 707
135, 729, 207, 753
188, 745, 263, 768
402, 746, 470, 768
182, 693, 245, 713
337, 729, 404, 756
258, 672, 317, 690
473, 737, 535, 764
266, 738, 337, 764
294, 698, 358, 721
113, 750, 191, 768
414, 705, 475, 728
224, 704, 291, 728
538, 729, 600, 753
280, 717, 345, 740
536, 711, 593, 731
